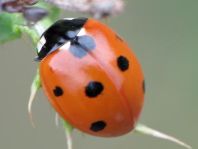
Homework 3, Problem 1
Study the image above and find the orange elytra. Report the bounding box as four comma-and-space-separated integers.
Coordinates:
36, 18, 144, 137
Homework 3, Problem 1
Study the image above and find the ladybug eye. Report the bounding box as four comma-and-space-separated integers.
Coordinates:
36, 17, 88, 61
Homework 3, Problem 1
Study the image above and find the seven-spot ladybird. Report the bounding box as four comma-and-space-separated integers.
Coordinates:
36, 17, 145, 137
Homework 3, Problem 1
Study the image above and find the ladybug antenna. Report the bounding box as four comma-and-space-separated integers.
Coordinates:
134, 124, 192, 149
28, 69, 41, 128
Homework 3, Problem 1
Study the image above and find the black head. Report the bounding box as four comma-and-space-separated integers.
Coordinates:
36, 17, 88, 61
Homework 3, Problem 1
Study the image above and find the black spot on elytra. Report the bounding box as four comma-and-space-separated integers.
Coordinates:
117, 56, 129, 71
85, 81, 104, 98
53, 86, 63, 97
90, 121, 106, 132
69, 35, 96, 58
143, 80, 145, 93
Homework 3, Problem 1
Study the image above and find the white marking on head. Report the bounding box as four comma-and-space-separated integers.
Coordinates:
37, 36, 46, 53
77, 28, 87, 36
59, 41, 71, 51
63, 18, 74, 20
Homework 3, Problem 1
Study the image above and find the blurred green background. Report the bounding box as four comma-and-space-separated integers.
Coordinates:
0, 0, 197, 149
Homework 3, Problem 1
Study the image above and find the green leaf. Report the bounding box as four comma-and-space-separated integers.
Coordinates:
0, 12, 23, 44
35, 1, 60, 21
46, 4, 60, 21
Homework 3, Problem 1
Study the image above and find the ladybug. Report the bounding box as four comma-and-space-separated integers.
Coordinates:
36, 17, 145, 137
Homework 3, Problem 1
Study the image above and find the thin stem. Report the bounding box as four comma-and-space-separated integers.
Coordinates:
19, 18, 52, 46
135, 124, 192, 149
63, 120, 74, 149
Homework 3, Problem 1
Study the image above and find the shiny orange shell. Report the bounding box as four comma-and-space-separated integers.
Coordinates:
39, 18, 144, 137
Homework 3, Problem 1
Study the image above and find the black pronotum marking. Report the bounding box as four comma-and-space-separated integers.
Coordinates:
143, 80, 145, 93
90, 121, 106, 132
117, 56, 129, 71
53, 86, 64, 97
36, 17, 88, 60
85, 81, 104, 98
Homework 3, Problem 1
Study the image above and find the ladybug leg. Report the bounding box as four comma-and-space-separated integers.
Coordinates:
63, 120, 74, 149
28, 69, 41, 127
134, 124, 192, 149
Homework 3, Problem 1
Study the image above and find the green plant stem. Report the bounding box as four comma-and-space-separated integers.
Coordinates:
24, 7, 74, 149
19, 18, 53, 46
24, 4, 59, 127
20, 0, 61, 46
